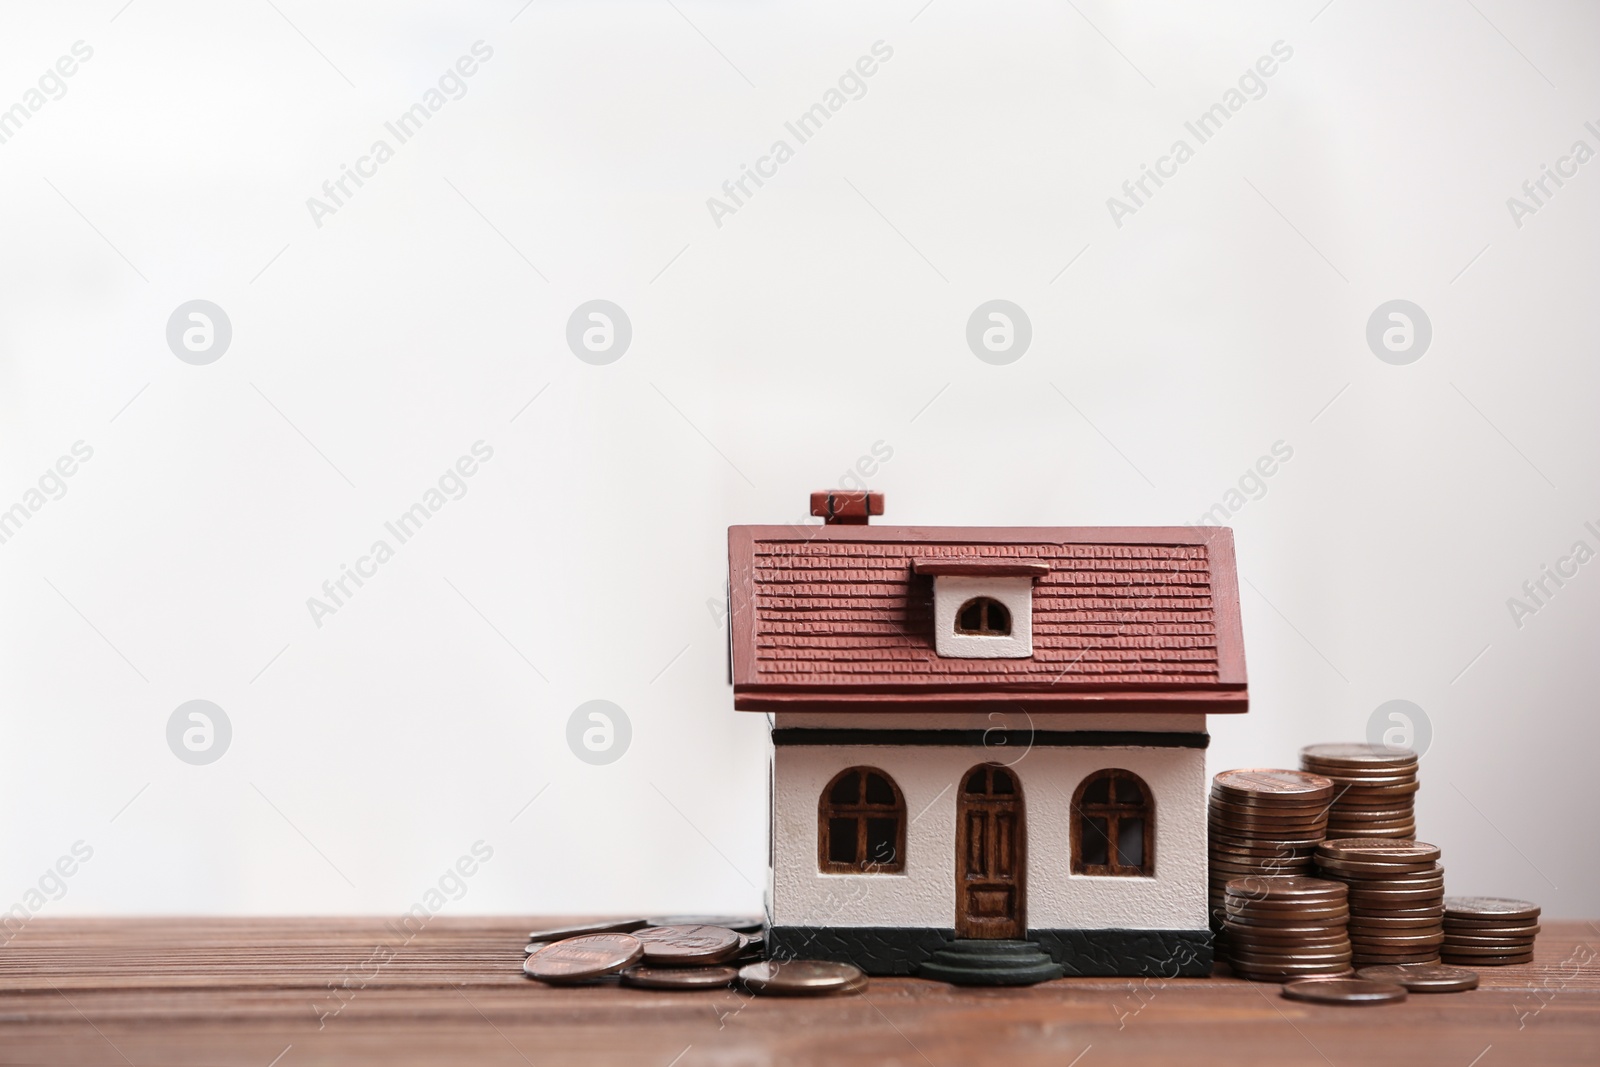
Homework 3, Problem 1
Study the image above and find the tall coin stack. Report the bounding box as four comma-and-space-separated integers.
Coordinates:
1300, 744, 1419, 839
1314, 839, 1444, 966
1208, 770, 1334, 928
1220, 875, 1352, 982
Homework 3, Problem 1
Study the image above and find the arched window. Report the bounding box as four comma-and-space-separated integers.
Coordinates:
956, 597, 1011, 636
1072, 769, 1153, 876
819, 767, 905, 873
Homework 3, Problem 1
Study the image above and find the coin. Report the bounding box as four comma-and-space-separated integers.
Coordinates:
524, 934, 644, 983
1318, 838, 1437, 857
528, 919, 647, 942
1440, 932, 1536, 948
646, 915, 765, 932
1215, 769, 1335, 799
1442, 923, 1541, 938
1281, 977, 1408, 1004
634, 925, 743, 966
1441, 952, 1533, 966
525, 941, 549, 955
739, 959, 867, 996
620, 964, 739, 989
1443, 897, 1541, 922
1301, 743, 1418, 766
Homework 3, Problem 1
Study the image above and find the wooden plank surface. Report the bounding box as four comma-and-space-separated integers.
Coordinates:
1, 917, 1596, 1065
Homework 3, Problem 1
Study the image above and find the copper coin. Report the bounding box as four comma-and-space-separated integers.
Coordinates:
1231, 963, 1355, 982
1349, 932, 1444, 948
635, 925, 743, 966
1435, 939, 1537, 955
528, 919, 647, 942
1225, 875, 1346, 897
1440, 927, 1536, 947
1318, 839, 1440, 861
524, 934, 644, 983
620, 964, 739, 989
740, 959, 867, 996
1231, 954, 1355, 969
1440, 921, 1536, 934
1348, 917, 1447, 932
1442, 952, 1533, 966
1214, 769, 1335, 799
1227, 931, 1352, 949
646, 915, 765, 932
1301, 743, 1418, 766
1443, 897, 1541, 922
1281, 977, 1408, 1004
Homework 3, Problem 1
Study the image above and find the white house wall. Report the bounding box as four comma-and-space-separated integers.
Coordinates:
771, 742, 1208, 931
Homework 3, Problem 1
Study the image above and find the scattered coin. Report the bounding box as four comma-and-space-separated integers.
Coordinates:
620, 964, 739, 990
647, 915, 764, 932
528, 919, 647, 942
635, 925, 744, 966
1281, 977, 1408, 1004
739, 959, 867, 996
525, 941, 549, 955
524, 934, 644, 984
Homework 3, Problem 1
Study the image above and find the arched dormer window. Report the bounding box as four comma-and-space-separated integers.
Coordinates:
956, 597, 1011, 636
819, 767, 906, 873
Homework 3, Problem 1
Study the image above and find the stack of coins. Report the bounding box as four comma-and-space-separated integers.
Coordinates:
1300, 744, 1419, 839
1442, 897, 1540, 966
1208, 769, 1335, 925
1220, 875, 1352, 982
1314, 839, 1443, 966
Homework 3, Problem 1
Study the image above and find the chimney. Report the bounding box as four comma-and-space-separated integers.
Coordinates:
810, 490, 884, 525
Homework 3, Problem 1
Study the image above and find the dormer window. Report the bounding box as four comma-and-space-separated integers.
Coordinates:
912, 557, 1047, 659
956, 598, 1011, 636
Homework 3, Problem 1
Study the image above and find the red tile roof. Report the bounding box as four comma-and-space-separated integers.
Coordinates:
728, 525, 1246, 713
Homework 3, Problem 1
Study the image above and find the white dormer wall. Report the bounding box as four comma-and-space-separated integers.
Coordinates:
931, 575, 1034, 658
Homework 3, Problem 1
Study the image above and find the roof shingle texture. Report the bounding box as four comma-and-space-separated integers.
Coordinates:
751, 539, 1218, 688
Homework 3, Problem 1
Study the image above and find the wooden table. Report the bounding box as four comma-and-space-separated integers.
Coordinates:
1, 918, 1596, 1065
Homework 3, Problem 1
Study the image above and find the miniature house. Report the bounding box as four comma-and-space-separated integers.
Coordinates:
727, 492, 1247, 981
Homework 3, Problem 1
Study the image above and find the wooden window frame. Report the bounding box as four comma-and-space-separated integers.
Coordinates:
955, 597, 1011, 636
818, 767, 906, 874
1071, 768, 1154, 877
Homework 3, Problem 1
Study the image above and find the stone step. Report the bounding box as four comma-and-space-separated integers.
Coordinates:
917, 939, 1064, 986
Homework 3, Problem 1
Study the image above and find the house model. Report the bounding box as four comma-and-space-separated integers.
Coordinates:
727, 492, 1247, 984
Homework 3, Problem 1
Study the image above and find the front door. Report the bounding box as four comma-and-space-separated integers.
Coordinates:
955, 763, 1025, 939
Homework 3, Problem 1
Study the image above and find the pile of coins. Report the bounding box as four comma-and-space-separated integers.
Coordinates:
1300, 744, 1419, 840
1442, 897, 1540, 966
1220, 875, 1352, 982
1314, 839, 1444, 966
521, 916, 866, 996
1208, 769, 1334, 926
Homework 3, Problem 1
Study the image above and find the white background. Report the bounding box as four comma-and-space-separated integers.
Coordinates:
1, 0, 1596, 921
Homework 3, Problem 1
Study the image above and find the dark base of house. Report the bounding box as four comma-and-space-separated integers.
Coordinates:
766, 925, 1214, 977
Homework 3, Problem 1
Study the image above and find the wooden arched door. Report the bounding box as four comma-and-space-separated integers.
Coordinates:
955, 763, 1025, 939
